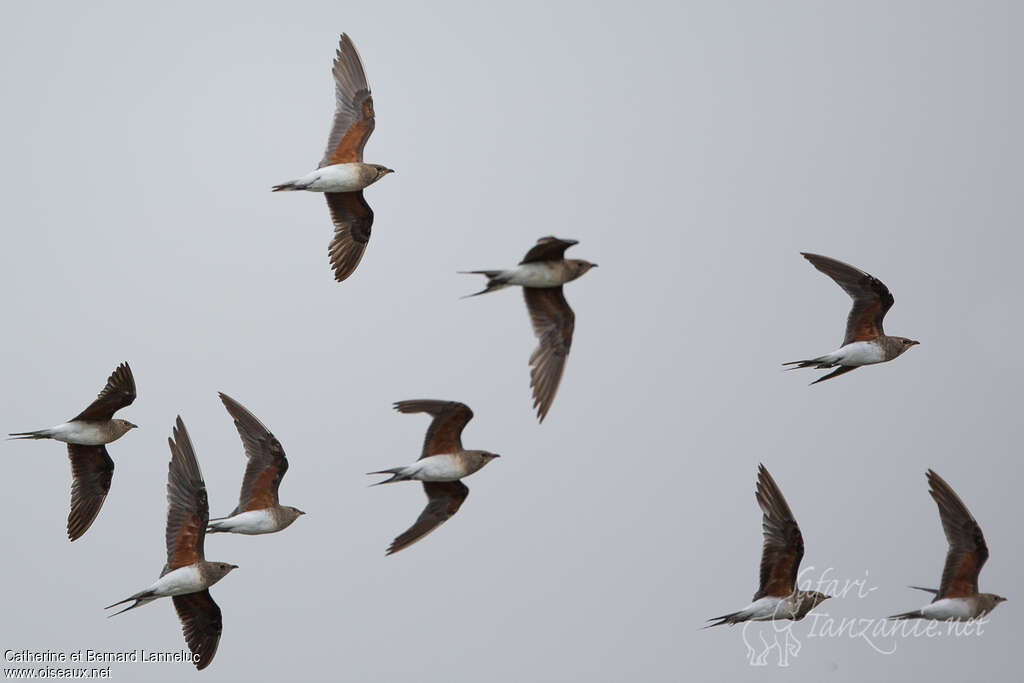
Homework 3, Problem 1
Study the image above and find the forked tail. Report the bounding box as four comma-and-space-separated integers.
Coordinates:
459, 270, 510, 298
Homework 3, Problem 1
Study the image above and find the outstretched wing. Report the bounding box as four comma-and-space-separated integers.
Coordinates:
66, 444, 115, 541
753, 464, 805, 599
325, 191, 373, 282
172, 590, 223, 671
164, 417, 210, 573
72, 362, 136, 422
386, 481, 469, 555
927, 470, 988, 599
801, 253, 894, 346
393, 400, 474, 459
520, 236, 578, 264
523, 287, 575, 422
319, 33, 375, 167
219, 393, 289, 514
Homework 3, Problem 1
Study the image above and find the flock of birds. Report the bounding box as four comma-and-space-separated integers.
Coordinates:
7, 32, 1004, 672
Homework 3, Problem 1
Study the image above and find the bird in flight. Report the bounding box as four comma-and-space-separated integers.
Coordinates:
784, 253, 918, 384
462, 236, 597, 422
369, 400, 500, 555
9, 362, 138, 541
889, 470, 1006, 621
105, 417, 237, 670
706, 465, 830, 627
207, 393, 305, 535
273, 33, 393, 282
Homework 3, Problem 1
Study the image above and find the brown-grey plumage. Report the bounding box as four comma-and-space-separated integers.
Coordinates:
9, 362, 137, 541
462, 237, 596, 422
206, 393, 304, 534
105, 417, 236, 671
66, 444, 114, 541
326, 190, 374, 282
319, 33, 374, 169
272, 33, 392, 283
71, 362, 137, 422
754, 464, 804, 600
397, 399, 474, 458
705, 465, 830, 627
889, 470, 1006, 620
784, 253, 918, 383
173, 590, 223, 671
929, 469, 989, 600
164, 417, 210, 573
387, 481, 469, 556
371, 400, 499, 555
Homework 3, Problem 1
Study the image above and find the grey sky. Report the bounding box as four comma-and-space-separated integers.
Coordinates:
1, 1, 1020, 681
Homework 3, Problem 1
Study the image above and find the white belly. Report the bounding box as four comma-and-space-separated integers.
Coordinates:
296, 163, 369, 192
49, 422, 110, 446
742, 596, 791, 621
209, 509, 278, 535
834, 341, 886, 366
409, 454, 465, 481
506, 263, 564, 288
921, 598, 974, 621
150, 566, 204, 598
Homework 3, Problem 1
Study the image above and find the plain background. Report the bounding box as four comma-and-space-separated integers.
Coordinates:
1, 1, 1020, 681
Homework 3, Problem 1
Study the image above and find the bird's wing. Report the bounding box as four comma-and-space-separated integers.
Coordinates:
219, 393, 288, 514
164, 417, 210, 573
523, 287, 575, 422
801, 253, 894, 346
66, 444, 114, 541
325, 191, 374, 282
386, 481, 469, 555
753, 464, 805, 600
71, 362, 136, 422
393, 400, 474, 459
172, 590, 222, 671
927, 470, 988, 599
520, 236, 579, 264
319, 33, 375, 167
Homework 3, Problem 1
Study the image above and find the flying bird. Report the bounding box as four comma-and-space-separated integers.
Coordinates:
889, 470, 1006, 621
706, 465, 830, 627
9, 362, 137, 541
784, 252, 918, 384
272, 33, 393, 282
462, 236, 597, 422
207, 393, 305, 535
369, 400, 500, 555
106, 417, 237, 671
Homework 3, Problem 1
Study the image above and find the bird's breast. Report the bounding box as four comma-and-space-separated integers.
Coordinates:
301, 163, 377, 192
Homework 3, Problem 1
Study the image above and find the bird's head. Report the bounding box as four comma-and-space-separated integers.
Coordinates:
372, 164, 395, 181
209, 563, 239, 583
112, 419, 138, 437
894, 337, 920, 356
567, 259, 598, 280
282, 506, 306, 527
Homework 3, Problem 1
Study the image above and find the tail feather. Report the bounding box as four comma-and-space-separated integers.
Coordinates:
7, 429, 52, 440
271, 181, 299, 192
888, 610, 923, 620
909, 586, 939, 595
703, 612, 743, 628
105, 591, 155, 617
367, 467, 409, 486
459, 270, 510, 298
782, 360, 819, 369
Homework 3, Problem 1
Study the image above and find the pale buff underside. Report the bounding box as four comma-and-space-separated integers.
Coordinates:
208, 508, 286, 535
36, 421, 126, 446
287, 163, 380, 192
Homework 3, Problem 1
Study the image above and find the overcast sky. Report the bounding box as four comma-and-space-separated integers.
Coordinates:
1, 1, 1021, 681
